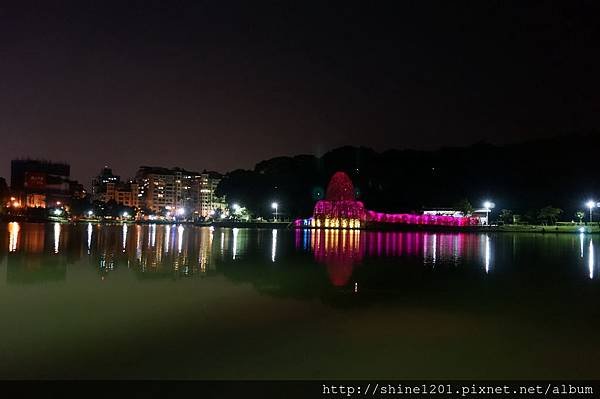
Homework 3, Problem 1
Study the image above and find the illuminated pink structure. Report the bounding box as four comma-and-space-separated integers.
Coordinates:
311, 172, 366, 229
294, 171, 480, 229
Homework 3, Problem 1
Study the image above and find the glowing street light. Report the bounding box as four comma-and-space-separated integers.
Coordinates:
87, 210, 94, 217
586, 200, 597, 223
122, 211, 130, 218
483, 201, 495, 225
53, 209, 63, 216
176, 207, 186, 216
271, 202, 279, 222
232, 203, 240, 212
9, 197, 19, 208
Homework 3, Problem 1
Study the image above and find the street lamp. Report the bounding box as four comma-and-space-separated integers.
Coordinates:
586, 200, 596, 223
483, 201, 495, 225
271, 202, 278, 222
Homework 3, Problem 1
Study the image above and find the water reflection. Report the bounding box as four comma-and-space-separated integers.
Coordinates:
4, 223, 67, 284
87, 223, 93, 254
199, 226, 214, 272
53, 223, 61, 254
311, 229, 362, 286
8, 222, 19, 252
150, 223, 156, 247
164, 225, 171, 254
122, 224, 128, 252
485, 234, 491, 273
272, 229, 278, 262
300, 229, 500, 286
177, 225, 184, 254
589, 239, 594, 279
1, 224, 600, 379
1, 223, 598, 288
232, 228, 239, 260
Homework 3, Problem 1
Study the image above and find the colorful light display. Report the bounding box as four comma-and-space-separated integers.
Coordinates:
294, 171, 481, 229
298, 228, 492, 287
306, 172, 366, 229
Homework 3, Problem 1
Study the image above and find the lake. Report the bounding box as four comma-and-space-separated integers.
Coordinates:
0, 222, 598, 379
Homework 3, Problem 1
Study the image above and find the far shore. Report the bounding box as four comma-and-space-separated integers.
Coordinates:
2, 216, 599, 233
361, 223, 600, 234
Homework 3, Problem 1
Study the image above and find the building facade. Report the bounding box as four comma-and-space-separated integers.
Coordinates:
91, 166, 120, 202
113, 182, 140, 208
197, 171, 227, 218
10, 159, 83, 208
136, 166, 179, 212
135, 166, 225, 216
92, 166, 139, 208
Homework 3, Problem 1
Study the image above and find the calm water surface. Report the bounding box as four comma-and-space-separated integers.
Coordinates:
0, 222, 599, 379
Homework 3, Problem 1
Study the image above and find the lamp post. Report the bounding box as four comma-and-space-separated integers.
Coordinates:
586, 200, 596, 223
483, 201, 495, 226
271, 202, 278, 222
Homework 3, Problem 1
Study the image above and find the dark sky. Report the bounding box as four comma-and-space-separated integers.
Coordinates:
1, 1, 599, 184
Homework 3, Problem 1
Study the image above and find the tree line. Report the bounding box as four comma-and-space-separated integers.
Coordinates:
215, 133, 600, 222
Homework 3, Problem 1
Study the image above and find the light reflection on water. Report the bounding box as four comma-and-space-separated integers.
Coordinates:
232, 228, 238, 260
589, 239, 594, 279
0, 223, 597, 286
53, 223, 61, 254
8, 222, 19, 252
301, 229, 500, 286
87, 223, 93, 254
271, 229, 277, 262
0, 222, 599, 379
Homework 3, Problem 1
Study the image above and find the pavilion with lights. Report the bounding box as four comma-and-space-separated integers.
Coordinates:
294, 171, 482, 229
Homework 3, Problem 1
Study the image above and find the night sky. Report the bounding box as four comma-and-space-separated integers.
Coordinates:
1, 1, 599, 185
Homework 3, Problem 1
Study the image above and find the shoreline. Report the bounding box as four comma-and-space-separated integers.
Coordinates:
2, 216, 598, 233
297, 223, 600, 234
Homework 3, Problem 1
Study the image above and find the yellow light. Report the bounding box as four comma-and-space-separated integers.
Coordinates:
8, 222, 20, 252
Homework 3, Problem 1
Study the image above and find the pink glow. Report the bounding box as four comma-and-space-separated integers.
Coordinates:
310, 229, 363, 287
294, 171, 482, 228
364, 210, 480, 227
313, 199, 366, 221
294, 228, 484, 287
